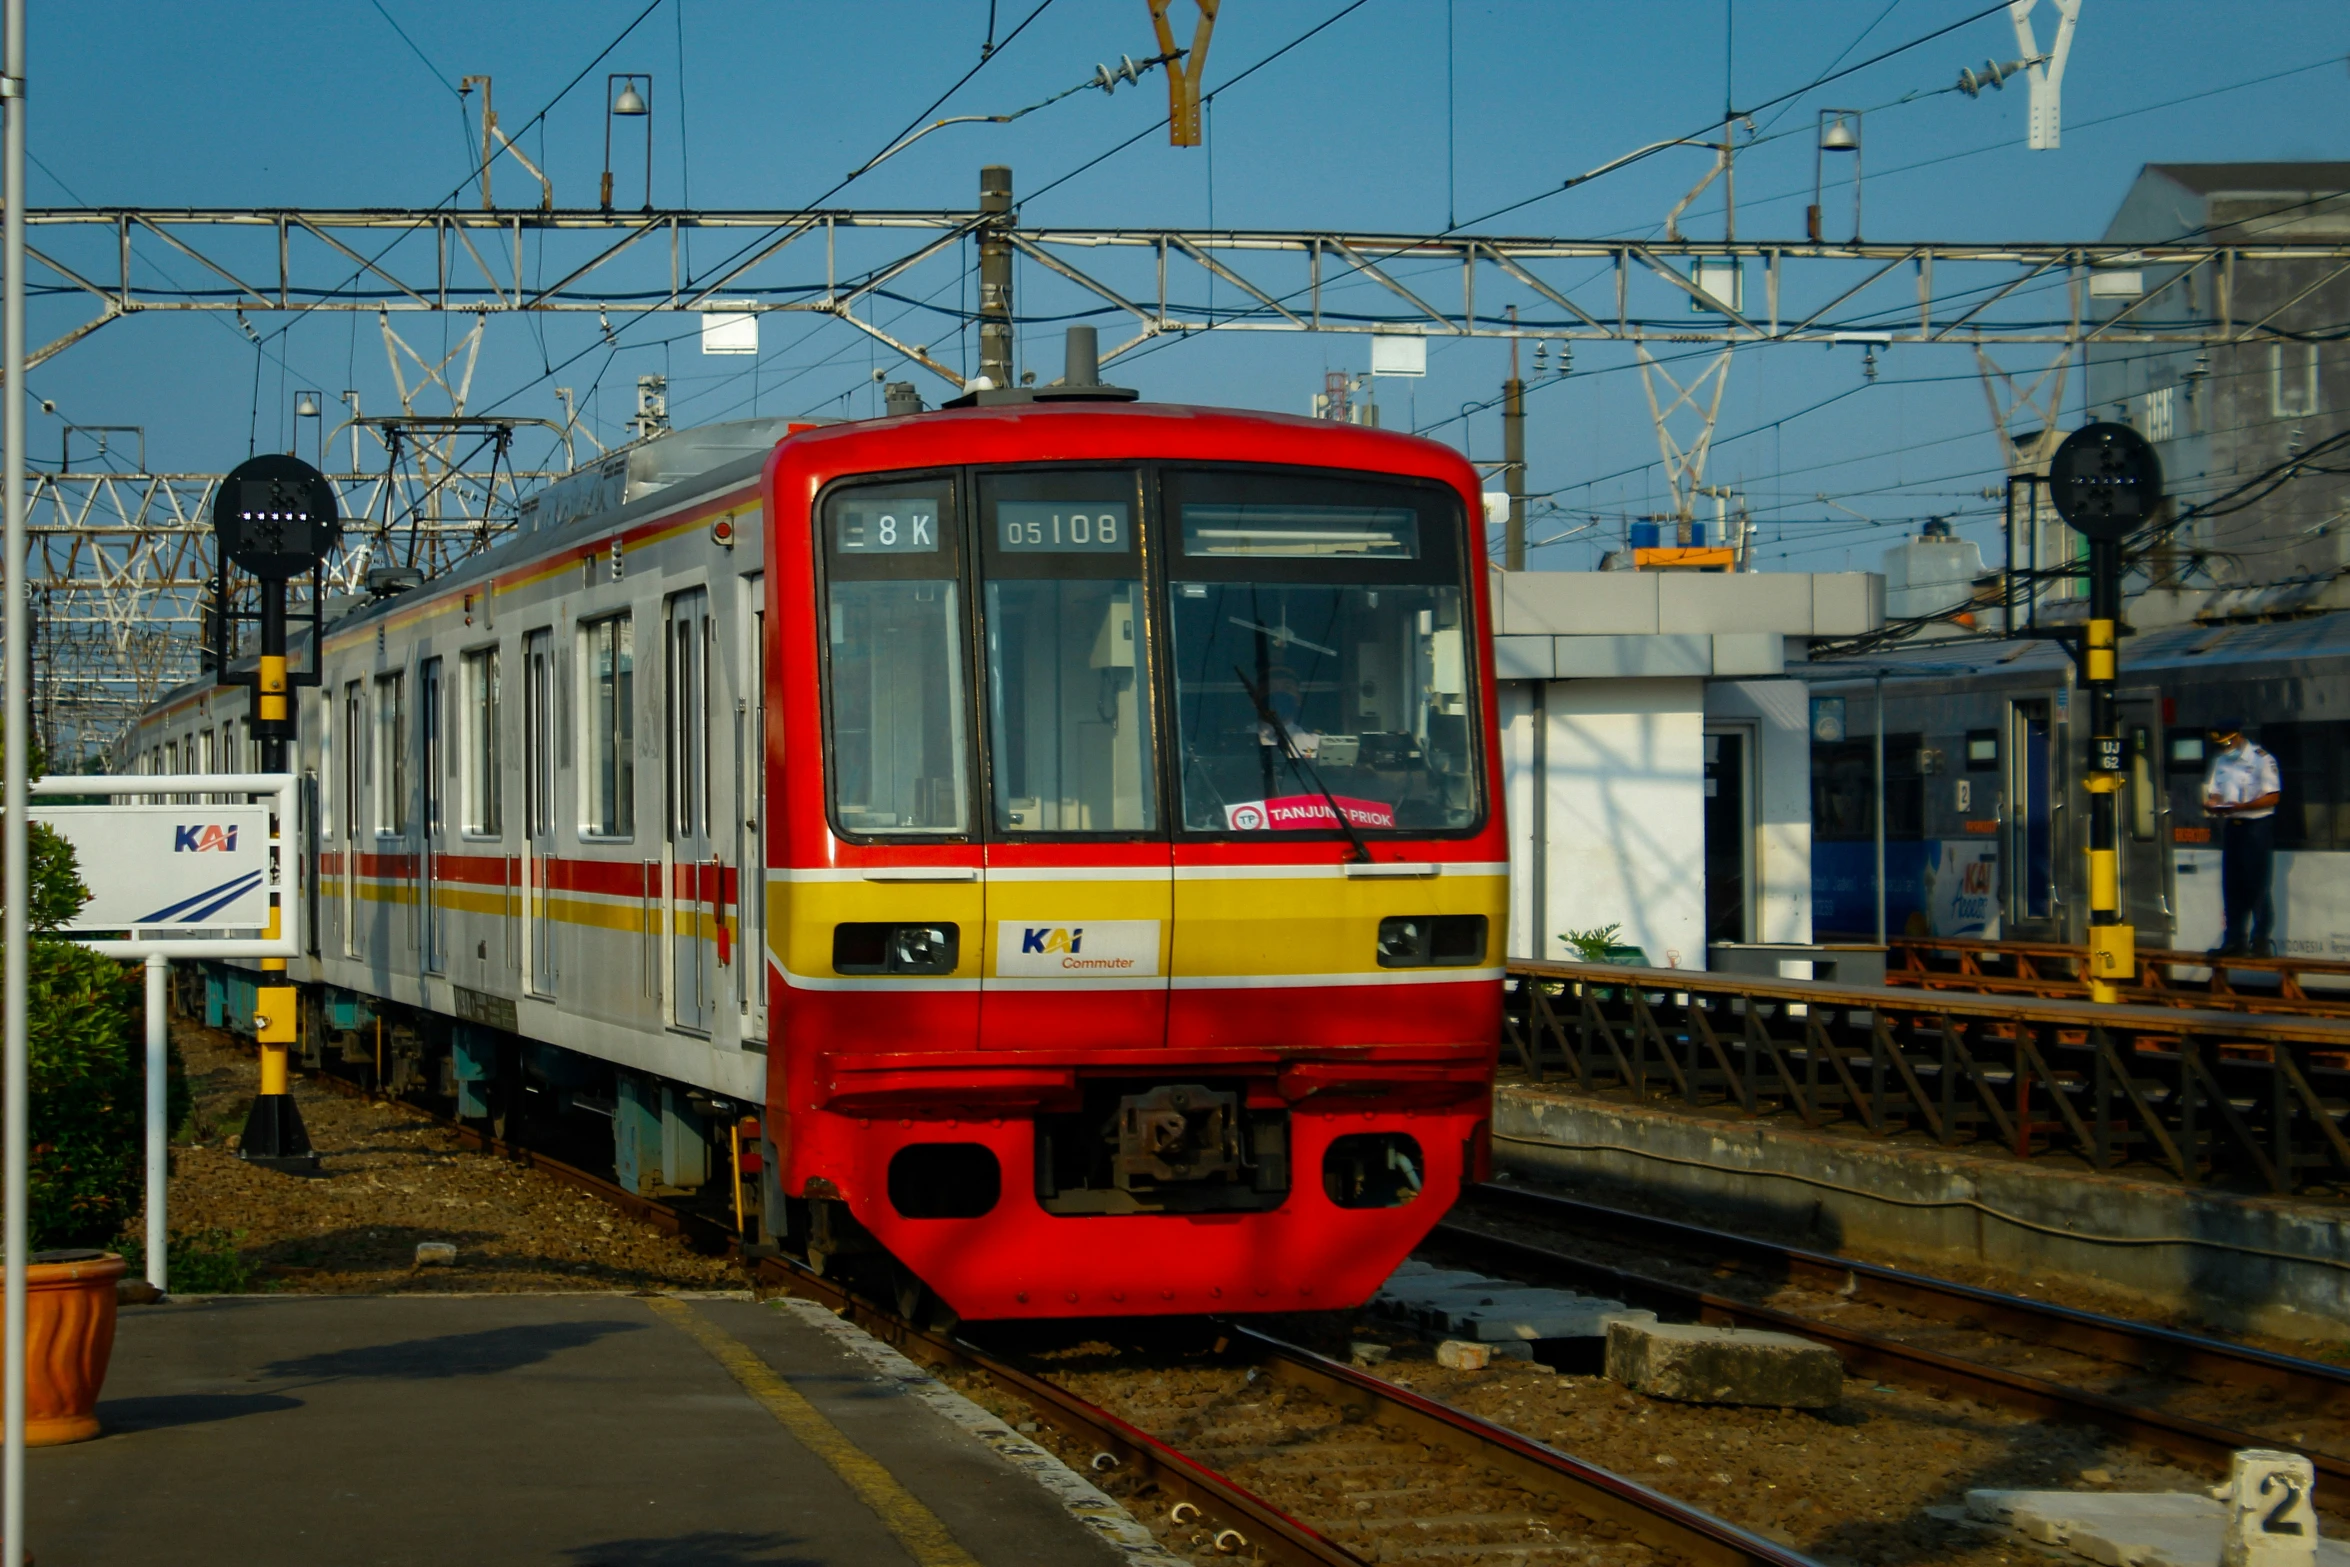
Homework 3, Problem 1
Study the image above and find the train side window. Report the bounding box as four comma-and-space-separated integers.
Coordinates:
579, 613, 635, 839
420, 657, 444, 837
375, 672, 407, 836
2262, 720, 2350, 852
978, 469, 1156, 833
821, 478, 969, 836
524, 630, 555, 840
1964, 729, 1999, 771
342, 681, 362, 837
2167, 734, 2207, 773
462, 648, 502, 836
2129, 726, 2157, 842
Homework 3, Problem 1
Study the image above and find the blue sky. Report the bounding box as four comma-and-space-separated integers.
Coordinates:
19, 0, 2350, 572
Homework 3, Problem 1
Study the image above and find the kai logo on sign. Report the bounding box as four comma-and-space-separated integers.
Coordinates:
995, 919, 1160, 979
174, 824, 240, 853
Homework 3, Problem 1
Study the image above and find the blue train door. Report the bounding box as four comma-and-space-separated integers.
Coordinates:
2007, 697, 2057, 933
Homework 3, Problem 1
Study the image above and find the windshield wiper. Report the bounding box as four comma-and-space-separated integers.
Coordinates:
1231, 663, 1373, 864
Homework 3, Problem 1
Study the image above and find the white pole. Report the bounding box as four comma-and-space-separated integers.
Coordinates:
144, 953, 167, 1296
2, 0, 28, 1556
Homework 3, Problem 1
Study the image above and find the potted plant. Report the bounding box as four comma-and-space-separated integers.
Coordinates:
23, 1247, 124, 1445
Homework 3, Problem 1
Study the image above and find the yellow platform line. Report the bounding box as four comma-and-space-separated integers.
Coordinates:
646, 1295, 983, 1567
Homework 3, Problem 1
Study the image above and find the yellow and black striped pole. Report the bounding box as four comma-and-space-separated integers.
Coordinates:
2048, 423, 2163, 1006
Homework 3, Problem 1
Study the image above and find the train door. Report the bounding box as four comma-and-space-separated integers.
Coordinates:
667, 588, 718, 1034
420, 656, 445, 975
524, 627, 557, 997
976, 471, 1170, 1051
1703, 725, 1754, 943
737, 572, 767, 1041
2006, 697, 2058, 936
2121, 691, 2173, 945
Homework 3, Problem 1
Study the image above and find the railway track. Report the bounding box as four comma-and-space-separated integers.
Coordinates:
1444, 1182, 2350, 1484
274, 1046, 1818, 1567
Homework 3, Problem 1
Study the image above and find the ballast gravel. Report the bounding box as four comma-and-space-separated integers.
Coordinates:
142, 1021, 740, 1294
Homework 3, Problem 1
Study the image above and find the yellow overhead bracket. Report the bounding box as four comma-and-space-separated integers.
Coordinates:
1148, 0, 1219, 147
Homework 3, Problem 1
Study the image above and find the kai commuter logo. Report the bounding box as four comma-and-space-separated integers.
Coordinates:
174, 824, 240, 853
995, 919, 1161, 979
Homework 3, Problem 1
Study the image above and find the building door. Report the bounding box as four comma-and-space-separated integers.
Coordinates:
2120, 692, 2173, 946
667, 589, 717, 1033
1703, 727, 1753, 944
524, 628, 557, 997
420, 657, 445, 974
2007, 697, 2058, 936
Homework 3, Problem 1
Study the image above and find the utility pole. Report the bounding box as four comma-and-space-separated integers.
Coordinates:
1503, 307, 1526, 571
2048, 421, 2161, 1003
977, 165, 1014, 390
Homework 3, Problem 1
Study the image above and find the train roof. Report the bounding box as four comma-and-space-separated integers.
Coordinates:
1801, 608, 2350, 689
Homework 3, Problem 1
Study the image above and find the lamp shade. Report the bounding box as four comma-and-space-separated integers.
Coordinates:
613, 82, 648, 116
1820, 116, 1859, 152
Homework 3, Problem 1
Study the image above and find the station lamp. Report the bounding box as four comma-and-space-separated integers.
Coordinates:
1810, 110, 1863, 245
603, 73, 653, 213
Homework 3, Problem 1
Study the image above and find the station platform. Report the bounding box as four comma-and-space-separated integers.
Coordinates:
31, 1291, 1146, 1567
1493, 1078, 2350, 1348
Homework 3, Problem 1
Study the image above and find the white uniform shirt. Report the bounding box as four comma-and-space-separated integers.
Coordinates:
2204, 741, 2281, 821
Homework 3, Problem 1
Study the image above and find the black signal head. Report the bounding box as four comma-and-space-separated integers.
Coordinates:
214, 454, 340, 578
2049, 421, 2163, 543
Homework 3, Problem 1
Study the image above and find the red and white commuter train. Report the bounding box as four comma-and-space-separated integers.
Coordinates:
125, 356, 1509, 1320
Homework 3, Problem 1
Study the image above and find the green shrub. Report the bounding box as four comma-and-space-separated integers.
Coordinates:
1559, 923, 1624, 963
115, 1228, 259, 1294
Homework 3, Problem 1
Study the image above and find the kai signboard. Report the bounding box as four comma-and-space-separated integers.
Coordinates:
31, 803, 274, 931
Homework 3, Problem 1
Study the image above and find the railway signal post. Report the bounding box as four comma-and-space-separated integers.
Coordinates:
2048, 422, 2163, 1003
210, 454, 338, 1169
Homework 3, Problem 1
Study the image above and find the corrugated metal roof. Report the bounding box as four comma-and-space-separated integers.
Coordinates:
1805, 608, 2350, 685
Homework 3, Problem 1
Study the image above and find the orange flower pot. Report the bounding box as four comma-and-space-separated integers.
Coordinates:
22, 1249, 124, 1446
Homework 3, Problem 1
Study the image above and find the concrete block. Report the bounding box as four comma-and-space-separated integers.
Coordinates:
1374, 1269, 1659, 1342
1967, 1486, 2350, 1567
1605, 1319, 1843, 1408
1436, 1339, 1491, 1371
1552, 633, 1712, 678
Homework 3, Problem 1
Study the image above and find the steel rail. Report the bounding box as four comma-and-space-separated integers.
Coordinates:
262, 1021, 1819, 1567
1465, 1184, 2350, 1413
1436, 1188, 2350, 1482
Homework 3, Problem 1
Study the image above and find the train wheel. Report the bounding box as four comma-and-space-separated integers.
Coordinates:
889, 1260, 958, 1334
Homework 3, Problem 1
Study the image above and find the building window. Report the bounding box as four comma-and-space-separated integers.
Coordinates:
463, 648, 502, 836
580, 613, 634, 838
2140, 385, 2174, 443
2272, 341, 2320, 419
375, 672, 407, 836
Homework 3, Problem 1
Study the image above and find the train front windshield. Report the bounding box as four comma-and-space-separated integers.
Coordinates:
1166, 469, 1477, 836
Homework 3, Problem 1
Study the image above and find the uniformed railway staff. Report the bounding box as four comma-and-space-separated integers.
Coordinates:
2201, 716, 2282, 959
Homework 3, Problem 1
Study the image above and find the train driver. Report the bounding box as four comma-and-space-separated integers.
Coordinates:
2200, 716, 2282, 960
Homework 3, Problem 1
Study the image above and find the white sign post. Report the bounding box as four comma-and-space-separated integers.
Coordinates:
22, 773, 302, 1300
